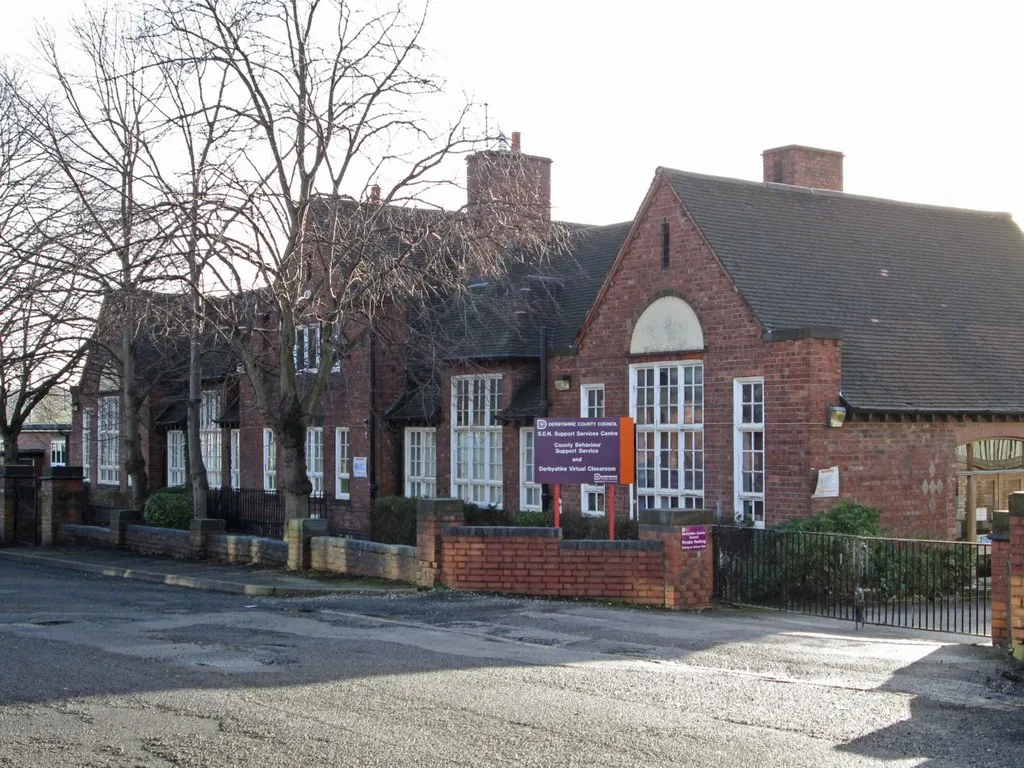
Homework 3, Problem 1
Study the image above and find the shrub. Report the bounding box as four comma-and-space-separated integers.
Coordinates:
780, 501, 884, 537
370, 496, 418, 545
143, 488, 193, 530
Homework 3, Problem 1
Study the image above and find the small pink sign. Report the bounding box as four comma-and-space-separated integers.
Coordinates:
681, 526, 707, 551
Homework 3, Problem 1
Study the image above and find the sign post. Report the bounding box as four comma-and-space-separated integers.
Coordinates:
534, 417, 635, 538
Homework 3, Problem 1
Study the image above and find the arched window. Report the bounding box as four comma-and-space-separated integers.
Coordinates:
629, 296, 704, 354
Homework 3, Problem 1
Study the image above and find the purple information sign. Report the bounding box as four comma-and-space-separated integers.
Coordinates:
681, 526, 707, 551
534, 417, 622, 485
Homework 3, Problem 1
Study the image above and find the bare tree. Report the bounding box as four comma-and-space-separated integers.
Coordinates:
136, 13, 246, 519
0, 65, 93, 464
29, 7, 184, 507
148, 0, 564, 520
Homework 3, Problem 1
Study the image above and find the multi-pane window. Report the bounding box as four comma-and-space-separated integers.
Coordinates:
230, 429, 240, 489
97, 395, 120, 485
200, 390, 222, 489
263, 428, 276, 492
167, 430, 186, 486
519, 427, 541, 511
50, 439, 66, 468
451, 375, 503, 506
294, 324, 340, 372
82, 412, 91, 483
306, 427, 324, 498
294, 325, 322, 372
734, 378, 766, 528
632, 363, 704, 510
581, 384, 606, 516
405, 427, 436, 498
335, 427, 350, 499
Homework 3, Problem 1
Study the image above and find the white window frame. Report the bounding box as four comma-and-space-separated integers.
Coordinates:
263, 428, 276, 492
230, 429, 240, 489
306, 427, 324, 498
200, 390, 222, 489
294, 324, 322, 372
405, 427, 437, 498
97, 395, 120, 486
734, 377, 766, 529
519, 427, 542, 512
50, 439, 66, 468
450, 375, 503, 507
294, 324, 341, 373
581, 384, 606, 516
167, 430, 186, 486
82, 411, 91, 483
630, 362, 704, 511
335, 427, 350, 500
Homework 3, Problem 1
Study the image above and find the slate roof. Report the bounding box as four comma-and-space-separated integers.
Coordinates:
501, 375, 544, 422
442, 221, 632, 360
663, 169, 1024, 413
384, 388, 441, 424
153, 400, 187, 428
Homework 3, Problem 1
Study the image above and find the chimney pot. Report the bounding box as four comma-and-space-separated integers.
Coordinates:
511, 131, 521, 153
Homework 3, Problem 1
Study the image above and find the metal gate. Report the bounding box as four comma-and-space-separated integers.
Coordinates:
713, 526, 991, 636
12, 478, 40, 546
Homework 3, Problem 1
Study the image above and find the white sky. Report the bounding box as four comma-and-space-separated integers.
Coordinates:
6, 0, 1024, 226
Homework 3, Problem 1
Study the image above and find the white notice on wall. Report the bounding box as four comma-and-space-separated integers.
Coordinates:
813, 466, 840, 498
353, 457, 368, 478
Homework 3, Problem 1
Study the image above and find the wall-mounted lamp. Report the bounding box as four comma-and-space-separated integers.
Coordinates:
828, 405, 847, 428
554, 375, 571, 392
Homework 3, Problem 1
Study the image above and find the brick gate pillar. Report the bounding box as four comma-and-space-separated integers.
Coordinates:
39, 467, 85, 546
991, 492, 1024, 654
639, 509, 715, 610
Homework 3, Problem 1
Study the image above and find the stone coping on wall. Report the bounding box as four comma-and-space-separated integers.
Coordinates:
63, 523, 112, 540
441, 526, 561, 538
559, 539, 662, 551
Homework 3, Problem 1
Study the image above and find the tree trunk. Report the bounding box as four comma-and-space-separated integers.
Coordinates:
281, 396, 310, 520
2, 430, 18, 466
187, 317, 208, 518
121, 319, 149, 509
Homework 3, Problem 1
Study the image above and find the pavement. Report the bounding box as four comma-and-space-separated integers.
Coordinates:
0, 546, 420, 597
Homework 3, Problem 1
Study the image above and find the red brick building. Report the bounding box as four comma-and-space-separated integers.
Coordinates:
71, 139, 1024, 539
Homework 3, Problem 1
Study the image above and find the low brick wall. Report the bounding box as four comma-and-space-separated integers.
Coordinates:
208, 534, 287, 567
310, 536, 424, 585
440, 527, 667, 605
123, 525, 190, 558
60, 524, 114, 547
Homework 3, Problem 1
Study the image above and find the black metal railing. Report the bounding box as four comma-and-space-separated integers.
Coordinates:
713, 526, 991, 636
207, 488, 344, 540
208, 488, 289, 539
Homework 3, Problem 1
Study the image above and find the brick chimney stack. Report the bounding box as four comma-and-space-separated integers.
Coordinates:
762, 145, 844, 192
466, 130, 552, 226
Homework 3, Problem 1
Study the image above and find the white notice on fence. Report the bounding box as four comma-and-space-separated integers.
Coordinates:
353, 457, 368, 478
813, 466, 840, 498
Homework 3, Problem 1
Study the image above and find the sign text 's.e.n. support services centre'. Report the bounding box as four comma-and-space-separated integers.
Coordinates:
533, 417, 635, 486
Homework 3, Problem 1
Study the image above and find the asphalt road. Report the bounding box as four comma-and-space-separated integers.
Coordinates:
1, 557, 1022, 767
